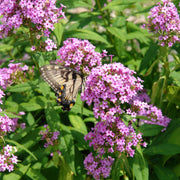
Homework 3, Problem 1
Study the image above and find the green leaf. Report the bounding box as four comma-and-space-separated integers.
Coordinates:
26, 163, 46, 180
54, 22, 64, 46
26, 112, 35, 126
84, 117, 96, 123
151, 76, 166, 106
5, 139, 37, 160
167, 86, 180, 105
7, 80, 38, 92
65, 29, 109, 44
139, 124, 164, 137
70, 127, 88, 150
59, 156, 73, 180
153, 165, 178, 180
170, 71, 180, 86
19, 96, 49, 111
133, 148, 149, 180
106, 27, 126, 42
139, 42, 159, 73
69, 114, 87, 134
0, 43, 13, 52
126, 31, 150, 44
151, 118, 180, 145
59, 124, 76, 175
45, 105, 61, 130
144, 144, 180, 155
3, 164, 31, 180
145, 57, 161, 76
0, 111, 20, 119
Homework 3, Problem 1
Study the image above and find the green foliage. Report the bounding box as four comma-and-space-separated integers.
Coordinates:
0, 0, 180, 179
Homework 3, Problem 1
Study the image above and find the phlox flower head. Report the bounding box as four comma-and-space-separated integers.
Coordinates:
56, 38, 107, 75
129, 91, 171, 130
0, 89, 5, 104
84, 153, 114, 180
81, 63, 143, 122
0, 0, 66, 39
145, 0, 180, 47
0, 62, 34, 89
39, 125, 60, 149
0, 145, 18, 172
0, 115, 15, 136
84, 117, 146, 158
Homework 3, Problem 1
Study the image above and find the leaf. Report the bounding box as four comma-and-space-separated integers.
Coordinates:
84, 117, 96, 123
133, 148, 149, 180
170, 71, 180, 86
70, 127, 88, 150
0, 111, 20, 119
126, 31, 150, 44
145, 57, 161, 76
19, 96, 49, 111
144, 144, 180, 155
151, 118, 180, 145
26, 112, 35, 126
69, 114, 87, 134
65, 29, 109, 44
45, 105, 61, 130
139, 124, 164, 137
3, 164, 31, 180
5, 139, 37, 160
54, 22, 64, 46
26, 163, 46, 180
153, 165, 178, 180
59, 123, 76, 175
59, 156, 73, 180
151, 76, 166, 106
7, 80, 38, 92
106, 27, 126, 42
139, 42, 159, 73
166, 86, 180, 106
0, 43, 13, 52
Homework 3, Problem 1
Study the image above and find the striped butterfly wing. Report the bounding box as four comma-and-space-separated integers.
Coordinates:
40, 65, 83, 111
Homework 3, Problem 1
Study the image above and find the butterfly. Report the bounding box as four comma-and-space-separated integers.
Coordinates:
40, 65, 84, 111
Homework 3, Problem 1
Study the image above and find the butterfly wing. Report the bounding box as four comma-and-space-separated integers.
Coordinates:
40, 65, 83, 111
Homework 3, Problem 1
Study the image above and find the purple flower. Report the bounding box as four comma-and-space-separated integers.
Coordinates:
0, 0, 66, 39
39, 125, 60, 150
84, 153, 114, 180
85, 118, 145, 157
56, 38, 107, 75
0, 145, 18, 172
81, 63, 143, 122
145, 0, 180, 47
130, 91, 171, 130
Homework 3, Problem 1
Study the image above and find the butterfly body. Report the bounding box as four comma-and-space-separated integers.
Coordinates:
40, 65, 83, 111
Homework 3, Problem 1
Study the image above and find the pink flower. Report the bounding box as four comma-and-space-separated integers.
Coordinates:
145, 0, 180, 47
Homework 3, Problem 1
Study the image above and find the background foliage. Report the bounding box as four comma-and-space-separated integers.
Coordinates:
0, 0, 180, 179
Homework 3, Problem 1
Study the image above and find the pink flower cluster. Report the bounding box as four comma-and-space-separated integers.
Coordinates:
45, 38, 57, 52
85, 118, 146, 158
0, 62, 33, 89
0, 111, 26, 136
0, 145, 18, 172
84, 153, 114, 180
146, 0, 180, 47
0, 114, 15, 136
0, 62, 27, 135
0, 0, 66, 39
129, 91, 171, 130
81, 63, 144, 122
39, 125, 60, 148
56, 38, 107, 75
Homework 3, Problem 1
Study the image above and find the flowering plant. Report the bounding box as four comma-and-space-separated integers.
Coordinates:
0, 0, 179, 179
